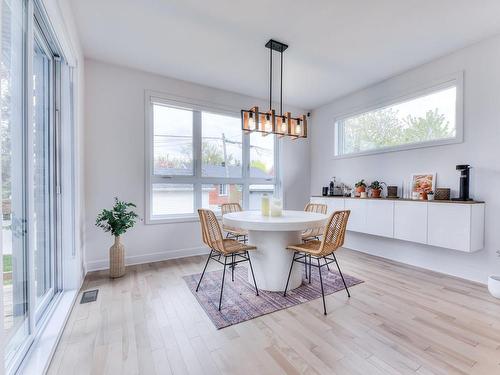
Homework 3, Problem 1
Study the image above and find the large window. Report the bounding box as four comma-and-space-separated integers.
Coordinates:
334, 79, 462, 157
146, 96, 279, 222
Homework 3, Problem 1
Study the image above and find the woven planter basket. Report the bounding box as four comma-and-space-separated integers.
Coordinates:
110, 236, 125, 278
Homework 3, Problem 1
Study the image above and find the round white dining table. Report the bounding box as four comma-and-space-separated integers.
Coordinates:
222, 210, 328, 292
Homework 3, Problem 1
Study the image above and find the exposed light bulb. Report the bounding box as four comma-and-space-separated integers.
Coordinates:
248, 116, 255, 130
296, 120, 302, 135
265, 115, 272, 132
281, 119, 287, 132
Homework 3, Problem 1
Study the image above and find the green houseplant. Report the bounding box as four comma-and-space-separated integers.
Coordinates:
369, 181, 386, 198
355, 179, 367, 195
96, 198, 138, 278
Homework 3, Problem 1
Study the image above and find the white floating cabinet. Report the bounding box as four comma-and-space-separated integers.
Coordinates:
344, 199, 367, 232
366, 200, 394, 238
394, 201, 428, 244
310, 196, 485, 252
427, 203, 484, 252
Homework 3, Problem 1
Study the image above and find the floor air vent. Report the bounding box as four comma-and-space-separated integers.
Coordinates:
80, 289, 98, 304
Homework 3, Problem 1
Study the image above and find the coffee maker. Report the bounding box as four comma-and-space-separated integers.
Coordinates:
452, 164, 472, 201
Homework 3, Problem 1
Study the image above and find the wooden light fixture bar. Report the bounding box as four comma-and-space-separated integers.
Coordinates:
241, 39, 308, 139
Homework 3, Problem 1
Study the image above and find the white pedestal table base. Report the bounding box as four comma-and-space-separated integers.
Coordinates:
247, 230, 302, 292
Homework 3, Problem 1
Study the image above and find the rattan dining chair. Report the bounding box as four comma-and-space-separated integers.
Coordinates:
302, 203, 329, 278
284, 210, 351, 315
221, 203, 248, 243
302, 203, 328, 241
197, 209, 259, 311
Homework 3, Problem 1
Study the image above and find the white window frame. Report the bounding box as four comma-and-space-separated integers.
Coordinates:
144, 90, 280, 224
333, 72, 464, 159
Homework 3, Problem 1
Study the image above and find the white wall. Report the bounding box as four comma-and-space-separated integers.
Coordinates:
311, 34, 500, 283
84, 60, 310, 271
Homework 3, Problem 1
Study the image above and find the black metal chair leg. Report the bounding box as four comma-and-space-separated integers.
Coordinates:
231, 254, 235, 282
196, 250, 213, 292
218, 257, 227, 311
247, 251, 259, 296
333, 253, 350, 298
324, 256, 330, 271
304, 254, 308, 280
317, 258, 327, 315
306, 254, 312, 284
283, 252, 296, 297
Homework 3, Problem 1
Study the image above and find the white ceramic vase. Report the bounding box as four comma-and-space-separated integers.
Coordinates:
488, 275, 500, 298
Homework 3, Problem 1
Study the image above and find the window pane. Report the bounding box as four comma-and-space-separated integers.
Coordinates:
153, 104, 193, 176
249, 184, 274, 210
339, 86, 457, 155
152, 183, 194, 216
33, 38, 53, 306
201, 112, 242, 177
1, 0, 29, 363
202, 184, 242, 211
250, 132, 274, 178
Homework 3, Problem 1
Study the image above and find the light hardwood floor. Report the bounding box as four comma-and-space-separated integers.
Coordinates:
48, 249, 500, 375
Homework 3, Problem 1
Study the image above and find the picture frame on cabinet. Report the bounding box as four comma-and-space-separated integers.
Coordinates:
410, 173, 436, 195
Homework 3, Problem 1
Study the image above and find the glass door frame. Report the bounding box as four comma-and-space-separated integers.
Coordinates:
3, 0, 30, 369
30, 18, 58, 323
5, 1, 64, 373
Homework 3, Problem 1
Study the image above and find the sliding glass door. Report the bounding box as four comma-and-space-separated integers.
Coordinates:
1, 0, 65, 372
1, 0, 30, 366
32, 26, 56, 317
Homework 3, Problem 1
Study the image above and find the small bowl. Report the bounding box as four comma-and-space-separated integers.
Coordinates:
488, 275, 500, 298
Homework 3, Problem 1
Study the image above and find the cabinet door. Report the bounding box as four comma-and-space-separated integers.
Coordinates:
366, 200, 394, 238
394, 201, 427, 244
344, 199, 366, 232
427, 203, 471, 251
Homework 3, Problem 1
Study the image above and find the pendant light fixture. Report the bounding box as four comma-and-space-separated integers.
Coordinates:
241, 39, 307, 139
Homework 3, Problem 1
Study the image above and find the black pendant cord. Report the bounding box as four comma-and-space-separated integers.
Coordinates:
269, 46, 272, 111
280, 51, 283, 116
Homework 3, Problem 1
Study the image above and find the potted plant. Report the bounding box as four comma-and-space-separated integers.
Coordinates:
427, 191, 435, 200
96, 198, 138, 278
488, 250, 500, 299
355, 179, 367, 196
369, 181, 386, 198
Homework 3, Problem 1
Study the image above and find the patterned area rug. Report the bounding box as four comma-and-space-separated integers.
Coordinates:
183, 265, 363, 329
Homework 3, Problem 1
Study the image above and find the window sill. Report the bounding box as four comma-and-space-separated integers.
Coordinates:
145, 212, 223, 225
333, 136, 463, 160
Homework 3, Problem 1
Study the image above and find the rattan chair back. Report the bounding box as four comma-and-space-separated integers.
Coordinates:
303, 203, 328, 238
198, 209, 226, 253
221, 203, 243, 216
317, 210, 350, 257
304, 203, 327, 214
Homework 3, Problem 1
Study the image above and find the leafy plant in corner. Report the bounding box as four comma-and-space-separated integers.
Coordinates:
95, 197, 139, 237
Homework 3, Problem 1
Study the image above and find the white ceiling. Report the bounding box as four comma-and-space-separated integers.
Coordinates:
69, 0, 500, 109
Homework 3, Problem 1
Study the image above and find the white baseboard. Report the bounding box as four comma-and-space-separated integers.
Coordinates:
85, 246, 208, 272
